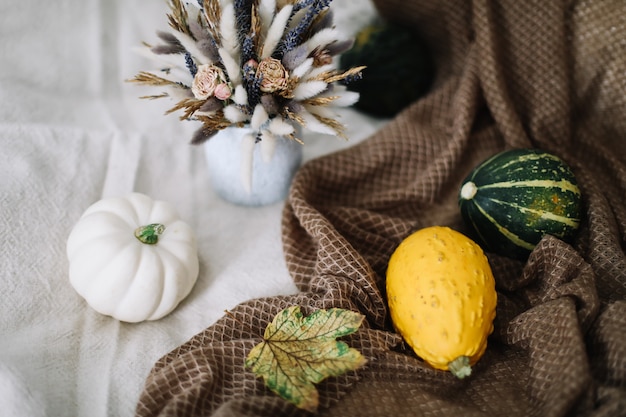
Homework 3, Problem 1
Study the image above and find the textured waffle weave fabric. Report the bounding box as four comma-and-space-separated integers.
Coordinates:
135, 0, 626, 416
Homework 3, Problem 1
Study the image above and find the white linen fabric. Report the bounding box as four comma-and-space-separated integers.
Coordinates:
0, 1, 384, 416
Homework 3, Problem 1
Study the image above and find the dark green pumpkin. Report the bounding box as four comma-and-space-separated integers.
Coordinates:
458, 148, 583, 260
339, 21, 433, 118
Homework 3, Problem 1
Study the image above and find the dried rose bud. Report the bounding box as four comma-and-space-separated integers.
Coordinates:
256, 58, 289, 93
214, 82, 232, 100
192, 64, 227, 100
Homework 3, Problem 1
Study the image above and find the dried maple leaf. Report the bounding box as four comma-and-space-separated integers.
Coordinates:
245, 305, 367, 412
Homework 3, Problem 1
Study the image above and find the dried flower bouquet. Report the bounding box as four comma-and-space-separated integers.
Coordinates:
129, 0, 365, 150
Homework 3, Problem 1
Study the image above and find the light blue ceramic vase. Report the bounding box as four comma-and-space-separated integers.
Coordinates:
203, 126, 303, 206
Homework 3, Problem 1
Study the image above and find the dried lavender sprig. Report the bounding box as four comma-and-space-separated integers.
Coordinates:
274, 0, 332, 58
247, 74, 263, 109
241, 35, 256, 63
292, 0, 317, 13
233, 0, 253, 47
234, 0, 253, 27
185, 53, 198, 77
340, 71, 363, 85
241, 59, 261, 109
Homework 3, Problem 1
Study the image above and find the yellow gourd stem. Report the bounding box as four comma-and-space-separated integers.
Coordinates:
448, 356, 472, 379
134, 224, 165, 245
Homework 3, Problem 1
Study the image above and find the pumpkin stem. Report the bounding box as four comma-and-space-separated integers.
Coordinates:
134, 223, 165, 245
460, 181, 477, 200
448, 356, 472, 379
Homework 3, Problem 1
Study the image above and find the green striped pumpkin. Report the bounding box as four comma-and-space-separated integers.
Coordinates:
458, 148, 582, 260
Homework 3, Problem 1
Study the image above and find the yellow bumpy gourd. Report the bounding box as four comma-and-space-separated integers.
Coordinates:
386, 226, 497, 378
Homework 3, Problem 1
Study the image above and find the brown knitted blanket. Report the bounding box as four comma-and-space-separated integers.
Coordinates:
135, 0, 626, 416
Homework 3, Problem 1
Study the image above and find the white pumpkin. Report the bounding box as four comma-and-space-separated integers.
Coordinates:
66, 193, 200, 323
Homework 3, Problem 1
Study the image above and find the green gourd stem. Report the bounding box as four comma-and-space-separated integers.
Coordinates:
134, 223, 165, 245
448, 356, 472, 379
